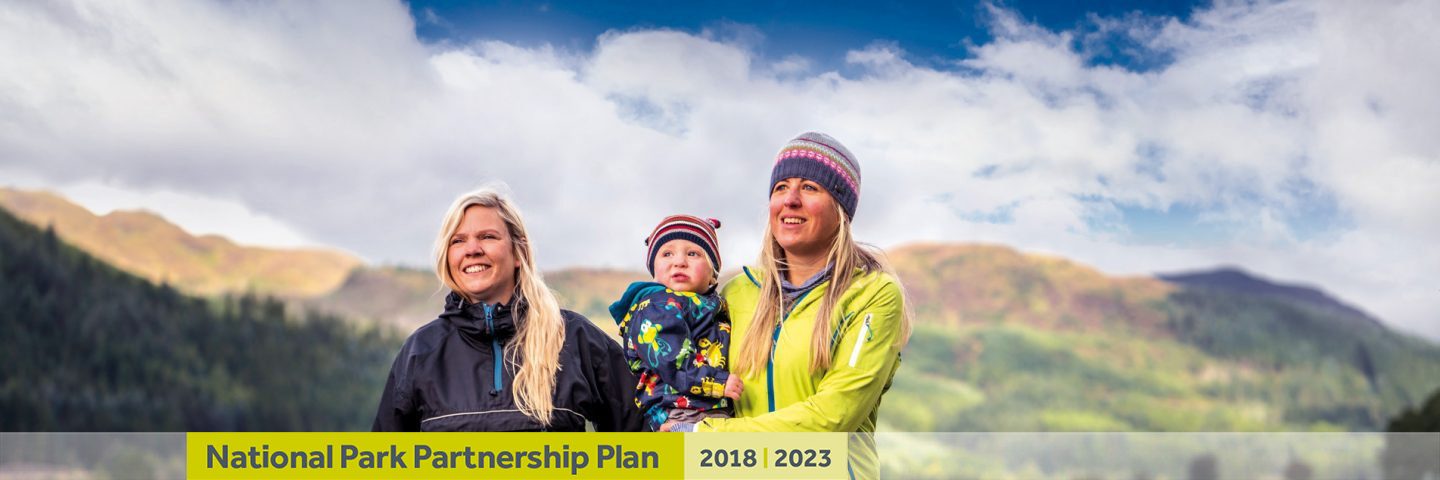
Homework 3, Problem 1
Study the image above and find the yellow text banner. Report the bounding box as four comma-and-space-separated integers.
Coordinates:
187, 432, 683, 479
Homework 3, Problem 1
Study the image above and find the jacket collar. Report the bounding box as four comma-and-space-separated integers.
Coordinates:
607, 281, 667, 325
441, 291, 524, 342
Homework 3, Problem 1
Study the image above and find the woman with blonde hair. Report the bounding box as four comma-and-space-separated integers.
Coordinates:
666, 132, 912, 478
373, 186, 643, 431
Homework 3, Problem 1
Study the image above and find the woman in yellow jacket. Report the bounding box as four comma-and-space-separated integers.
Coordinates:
666, 131, 912, 479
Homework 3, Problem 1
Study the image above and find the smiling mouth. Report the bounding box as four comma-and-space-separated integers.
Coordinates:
781, 217, 806, 225
462, 264, 491, 274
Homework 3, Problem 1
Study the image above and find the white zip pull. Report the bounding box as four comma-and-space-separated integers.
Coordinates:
848, 314, 873, 367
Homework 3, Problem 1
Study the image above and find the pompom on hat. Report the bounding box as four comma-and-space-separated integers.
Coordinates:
769, 131, 862, 219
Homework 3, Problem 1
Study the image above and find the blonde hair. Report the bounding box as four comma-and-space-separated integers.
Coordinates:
733, 203, 913, 376
433, 186, 565, 426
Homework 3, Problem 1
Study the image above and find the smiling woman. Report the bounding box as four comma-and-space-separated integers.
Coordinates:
373, 186, 643, 432
665, 132, 913, 479
443, 204, 520, 305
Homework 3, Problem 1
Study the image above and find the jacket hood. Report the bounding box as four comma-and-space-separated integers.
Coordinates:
607, 281, 668, 325
441, 291, 524, 343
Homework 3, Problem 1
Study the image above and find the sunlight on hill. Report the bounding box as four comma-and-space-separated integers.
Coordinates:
0, 187, 360, 298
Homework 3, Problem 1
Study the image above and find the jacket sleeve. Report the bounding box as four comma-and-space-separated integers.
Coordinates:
585, 318, 646, 432
696, 280, 903, 432
372, 347, 421, 431
714, 301, 734, 384
630, 294, 731, 400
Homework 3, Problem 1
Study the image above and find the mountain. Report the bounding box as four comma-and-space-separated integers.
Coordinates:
0, 188, 657, 340
0, 187, 646, 335
300, 265, 441, 331
305, 265, 648, 336
0, 187, 360, 298
1159, 267, 1382, 328
879, 244, 1440, 432
5, 188, 1439, 432
0, 206, 399, 431
541, 268, 651, 336
889, 243, 1175, 334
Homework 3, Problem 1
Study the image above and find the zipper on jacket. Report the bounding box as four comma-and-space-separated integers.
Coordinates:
485, 303, 503, 396
768, 289, 811, 412
847, 314, 873, 368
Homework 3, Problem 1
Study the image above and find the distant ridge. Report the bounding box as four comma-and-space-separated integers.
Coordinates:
1159, 267, 1384, 329
0, 187, 361, 298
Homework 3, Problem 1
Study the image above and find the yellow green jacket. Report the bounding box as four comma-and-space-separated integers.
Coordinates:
696, 267, 905, 477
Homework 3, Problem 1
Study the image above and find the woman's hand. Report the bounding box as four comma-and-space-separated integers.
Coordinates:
724, 374, 743, 400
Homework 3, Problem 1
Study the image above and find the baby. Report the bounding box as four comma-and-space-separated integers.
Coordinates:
609, 215, 743, 432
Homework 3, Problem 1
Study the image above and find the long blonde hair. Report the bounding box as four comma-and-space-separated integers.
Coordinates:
433, 186, 565, 426
733, 203, 913, 377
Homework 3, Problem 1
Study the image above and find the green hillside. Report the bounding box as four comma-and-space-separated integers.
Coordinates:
0, 207, 399, 431
881, 244, 1440, 432
301, 265, 443, 332
1165, 286, 1440, 427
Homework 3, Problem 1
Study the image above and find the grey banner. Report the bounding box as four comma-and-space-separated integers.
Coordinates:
0, 433, 185, 480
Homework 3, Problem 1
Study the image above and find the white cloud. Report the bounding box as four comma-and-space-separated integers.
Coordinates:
0, 0, 1435, 338
73, 181, 321, 249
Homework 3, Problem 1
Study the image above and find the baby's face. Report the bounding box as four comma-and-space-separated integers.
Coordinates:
652, 239, 715, 293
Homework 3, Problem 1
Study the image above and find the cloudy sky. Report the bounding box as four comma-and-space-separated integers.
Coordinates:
1, 0, 1436, 338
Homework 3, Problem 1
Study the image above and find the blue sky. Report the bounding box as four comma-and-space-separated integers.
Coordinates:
405, 0, 1323, 248
408, 0, 1200, 71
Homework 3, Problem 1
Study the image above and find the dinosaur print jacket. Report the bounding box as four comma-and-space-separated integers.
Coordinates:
608, 282, 733, 431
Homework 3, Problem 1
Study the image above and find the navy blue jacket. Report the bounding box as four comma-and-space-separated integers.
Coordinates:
373, 292, 643, 432
608, 282, 733, 431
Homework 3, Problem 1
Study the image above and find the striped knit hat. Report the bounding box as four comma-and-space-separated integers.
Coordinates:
770, 131, 862, 219
644, 215, 722, 277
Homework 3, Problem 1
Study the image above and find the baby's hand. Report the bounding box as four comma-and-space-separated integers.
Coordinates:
724, 374, 743, 400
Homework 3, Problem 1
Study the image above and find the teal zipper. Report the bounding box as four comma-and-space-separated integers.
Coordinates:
768, 289, 811, 412
485, 304, 503, 396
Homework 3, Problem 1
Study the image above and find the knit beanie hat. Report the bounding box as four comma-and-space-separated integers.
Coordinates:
770, 131, 862, 219
645, 215, 722, 277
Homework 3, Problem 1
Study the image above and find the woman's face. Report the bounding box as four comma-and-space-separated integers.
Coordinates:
447, 205, 521, 305
769, 177, 841, 259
